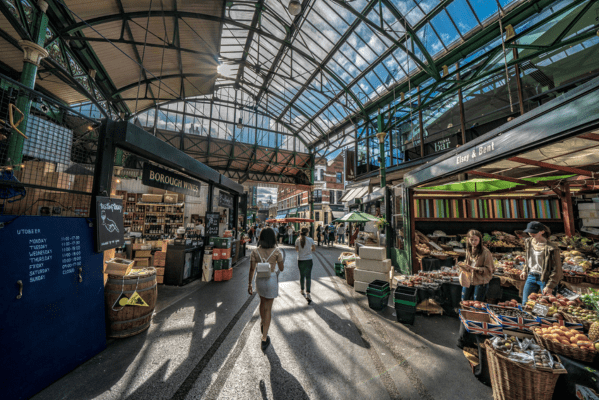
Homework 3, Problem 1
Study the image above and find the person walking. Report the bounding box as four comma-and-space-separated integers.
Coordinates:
248, 228, 284, 352
328, 225, 336, 247
337, 223, 345, 244
316, 224, 322, 246
295, 227, 316, 304
323, 225, 330, 247
286, 224, 294, 245
349, 226, 359, 247
520, 221, 563, 303
248, 225, 255, 244
459, 230, 494, 302
255, 225, 262, 244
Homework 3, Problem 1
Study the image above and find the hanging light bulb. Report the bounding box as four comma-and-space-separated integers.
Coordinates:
237, 118, 243, 129
288, 0, 302, 16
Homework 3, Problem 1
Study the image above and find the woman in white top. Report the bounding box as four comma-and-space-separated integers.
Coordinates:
286, 224, 295, 245
295, 227, 316, 304
248, 228, 284, 351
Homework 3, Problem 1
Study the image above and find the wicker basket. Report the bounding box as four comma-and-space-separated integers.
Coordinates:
562, 312, 592, 333
485, 340, 566, 400
585, 274, 599, 284
562, 275, 585, 284
460, 301, 486, 312
533, 331, 598, 363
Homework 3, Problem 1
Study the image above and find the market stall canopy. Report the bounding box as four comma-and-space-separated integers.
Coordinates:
421, 175, 574, 193
286, 218, 314, 223
331, 211, 346, 220
340, 184, 369, 203
333, 211, 380, 223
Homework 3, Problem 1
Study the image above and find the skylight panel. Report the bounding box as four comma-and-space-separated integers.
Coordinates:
446, 0, 480, 36
431, 11, 461, 47
468, 0, 500, 25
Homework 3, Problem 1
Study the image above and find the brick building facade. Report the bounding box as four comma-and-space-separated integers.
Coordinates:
276, 153, 346, 228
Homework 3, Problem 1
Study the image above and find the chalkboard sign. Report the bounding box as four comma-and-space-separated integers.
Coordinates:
205, 212, 220, 237
218, 191, 234, 209
96, 197, 124, 252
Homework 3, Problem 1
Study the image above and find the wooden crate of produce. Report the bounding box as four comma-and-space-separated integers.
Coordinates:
134, 257, 150, 267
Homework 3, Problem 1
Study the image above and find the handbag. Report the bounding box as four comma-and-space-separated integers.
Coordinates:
459, 270, 471, 287
256, 248, 277, 278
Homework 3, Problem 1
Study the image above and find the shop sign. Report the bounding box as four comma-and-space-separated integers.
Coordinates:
218, 191, 234, 209
205, 212, 220, 237
142, 163, 201, 197
404, 139, 499, 187
431, 135, 459, 154
95, 196, 124, 252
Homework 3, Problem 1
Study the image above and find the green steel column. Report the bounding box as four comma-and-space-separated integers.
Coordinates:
310, 153, 315, 240
6, 1, 49, 167
376, 113, 386, 188
115, 148, 124, 166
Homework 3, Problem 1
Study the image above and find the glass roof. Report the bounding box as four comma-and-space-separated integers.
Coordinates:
28, 0, 595, 158
211, 0, 525, 149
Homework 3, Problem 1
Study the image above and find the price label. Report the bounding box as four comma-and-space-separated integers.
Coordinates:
533, 303, 549, 317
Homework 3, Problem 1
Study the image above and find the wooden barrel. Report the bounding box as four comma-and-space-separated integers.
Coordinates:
105, 268, 158, 338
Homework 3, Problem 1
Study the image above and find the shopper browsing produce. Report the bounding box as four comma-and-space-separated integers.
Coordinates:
520, 221, 563, 303
459, 229, 494, 302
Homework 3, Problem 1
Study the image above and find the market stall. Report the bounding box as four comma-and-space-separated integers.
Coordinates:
391, 78, 599, 399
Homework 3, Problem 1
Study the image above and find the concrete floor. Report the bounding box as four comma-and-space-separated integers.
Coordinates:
32, 245, 492, 400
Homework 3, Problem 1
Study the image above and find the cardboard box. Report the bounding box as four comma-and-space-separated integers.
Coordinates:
356, 258, 392, 273
578, 202, 599, 211
73, 175, 94, 192
215, 237, 232, 249
155, 267, 165, 276
163, 193, 178, 203
212, 251, 222, 261
359, 246, 386, 260
44, 172, 73, 190
154, 251, 166, 259
105, 258, 135, 276
202, 267, 213, 282
213, 259, 224, 270
220, 248, 231, 259
135, 250, 152, 258
354, 269, 389, 285
142, 194, 162, 203
579, 210, 599, 219
156, 275, 164, 284
13, 161, 55, 185
582, 218, 599, 227
134, 257, 150, 267
353, 280, 369, 293
154, 259, 166, 267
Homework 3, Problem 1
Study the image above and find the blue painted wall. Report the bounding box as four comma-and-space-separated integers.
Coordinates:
0, 217, 106, 400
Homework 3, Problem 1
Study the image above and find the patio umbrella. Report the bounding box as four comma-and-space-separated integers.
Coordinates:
285, 218, 314, 223
333, 211, 380, 223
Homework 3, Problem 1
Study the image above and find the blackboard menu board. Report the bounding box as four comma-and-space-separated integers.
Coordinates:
96, 197, 124, 252
218, 191, 233, 209
205, 212, 220, 237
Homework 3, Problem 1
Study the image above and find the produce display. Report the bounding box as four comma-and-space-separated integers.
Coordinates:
524, 293, 570, 319
488, 305, 534, 320
461, 300, 486, 310
533, 326, 598, 352
490, 335, 565, 371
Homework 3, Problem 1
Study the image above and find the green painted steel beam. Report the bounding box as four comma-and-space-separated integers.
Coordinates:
234, 0, 263, 90
58, 9, 368, 120
386, 27, 598, 132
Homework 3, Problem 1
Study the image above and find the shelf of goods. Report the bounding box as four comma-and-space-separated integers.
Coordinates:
117, 190, 184, 238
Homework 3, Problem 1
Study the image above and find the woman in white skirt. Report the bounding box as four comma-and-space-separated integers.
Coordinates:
248, 228, 284, 351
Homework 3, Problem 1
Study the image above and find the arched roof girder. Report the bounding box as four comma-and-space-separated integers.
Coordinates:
57, 10, 369, 119
129, 83, 311, 148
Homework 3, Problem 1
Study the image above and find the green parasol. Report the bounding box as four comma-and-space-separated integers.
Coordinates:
333, 211, 380, 223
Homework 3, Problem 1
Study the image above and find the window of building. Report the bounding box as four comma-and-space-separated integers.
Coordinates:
298, 194, 302, 205
313, 189, 322, 203
315, 211, 320, 221
319, 169, 325, 181
330, 190, 335, 204
336, 172, 342, 183
337, 190, 343, 204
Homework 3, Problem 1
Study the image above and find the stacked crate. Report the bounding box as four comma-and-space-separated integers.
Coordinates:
353, 246, 393, 294
213, 238, 233, 281
579, 202, 599, 228
202, 251, 214, 282
154, 251, 166, 284
132, 244, 152, 268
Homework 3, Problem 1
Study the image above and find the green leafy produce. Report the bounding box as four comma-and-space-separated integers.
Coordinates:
581, 289, 599, 313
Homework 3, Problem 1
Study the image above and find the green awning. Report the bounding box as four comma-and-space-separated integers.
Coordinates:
421, 175, 574, 193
